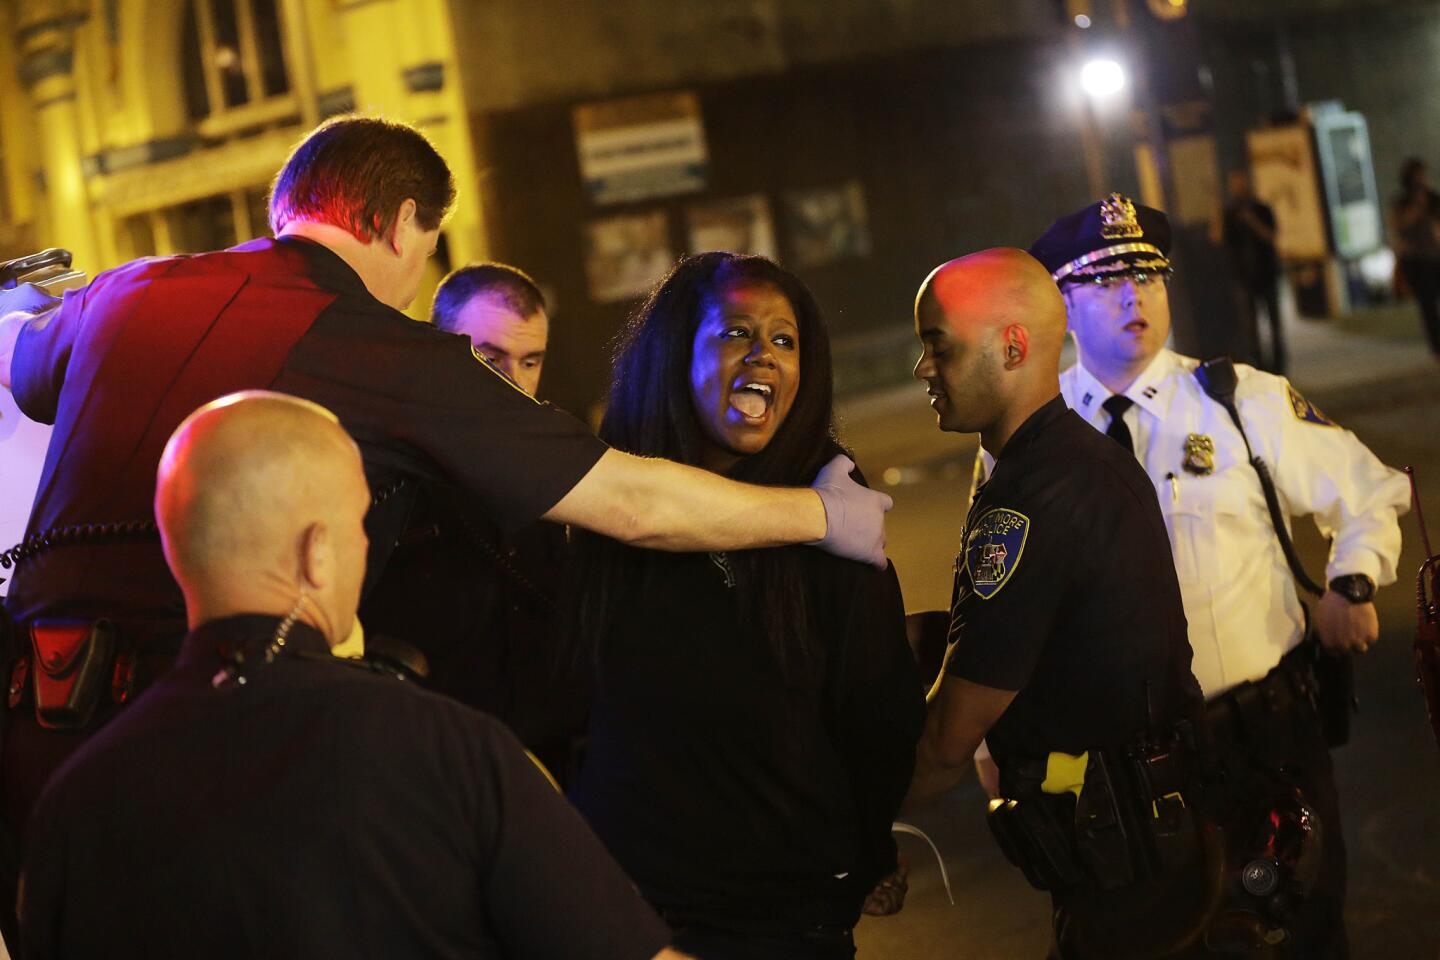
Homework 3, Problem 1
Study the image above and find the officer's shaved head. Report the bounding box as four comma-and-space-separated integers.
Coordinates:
912, 249, 1066, 450
916, 248, 1067, 362
156, 391, 370, 644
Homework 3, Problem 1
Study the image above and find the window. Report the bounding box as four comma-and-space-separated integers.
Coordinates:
119, 188, 272, 261
172, 194, 238, 252
182, 0, 293, 129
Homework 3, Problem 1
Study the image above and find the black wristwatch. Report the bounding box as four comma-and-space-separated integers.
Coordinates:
1328, 574, 1375, 605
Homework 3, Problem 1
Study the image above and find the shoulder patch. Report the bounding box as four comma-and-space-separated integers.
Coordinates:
964, 507, 1030, 600
1286, 383, 1336, 427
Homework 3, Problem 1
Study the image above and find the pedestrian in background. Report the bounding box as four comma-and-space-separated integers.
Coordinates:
1222, 170, 1284, 373
1392, 157, 1440, 360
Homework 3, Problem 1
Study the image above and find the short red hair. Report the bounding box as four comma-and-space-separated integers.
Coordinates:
269, 116, 455, 240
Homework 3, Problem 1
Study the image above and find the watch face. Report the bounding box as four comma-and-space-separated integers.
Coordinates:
1332, 575, 1374, 603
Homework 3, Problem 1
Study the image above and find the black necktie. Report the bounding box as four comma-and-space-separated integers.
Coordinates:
1102, 394, 1135, 453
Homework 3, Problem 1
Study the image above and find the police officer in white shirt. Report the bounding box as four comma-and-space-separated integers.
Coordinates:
1025, 194, 1409, 958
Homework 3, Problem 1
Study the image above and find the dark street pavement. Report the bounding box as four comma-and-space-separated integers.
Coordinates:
840, 312, 1440, 959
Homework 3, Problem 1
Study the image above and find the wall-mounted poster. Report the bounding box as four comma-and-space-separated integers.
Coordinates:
574, 91, 708, 206
685, 194, 776, 258
1247, 125, 1329, 260
582, 210, 674, 303
783, 181, 872, 268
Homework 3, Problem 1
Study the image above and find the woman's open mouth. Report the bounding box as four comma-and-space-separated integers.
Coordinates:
729, 382, 774, 422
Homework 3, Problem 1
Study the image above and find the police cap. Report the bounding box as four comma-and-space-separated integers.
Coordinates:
1028, 193, 1171, 285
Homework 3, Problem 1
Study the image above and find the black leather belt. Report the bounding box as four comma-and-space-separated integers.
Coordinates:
1205, 644, 1317, 740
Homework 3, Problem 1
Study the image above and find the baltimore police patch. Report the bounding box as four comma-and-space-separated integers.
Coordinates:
1286, 384, 1336, 427
965, 507, 1030, 600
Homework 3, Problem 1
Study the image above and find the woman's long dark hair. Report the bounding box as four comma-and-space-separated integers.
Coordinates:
576, 252, 843, 681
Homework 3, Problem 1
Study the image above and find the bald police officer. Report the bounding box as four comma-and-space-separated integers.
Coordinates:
19, 391, 692, 960
1029, 194, 1410, 956
906, 249, 1208, 959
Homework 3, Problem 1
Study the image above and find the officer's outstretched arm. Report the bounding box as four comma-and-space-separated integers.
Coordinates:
0, 283, 62, 389
0, 309, 35, 390
0, 311, 22, 389
903, 675, 1015, 812
544, 448, 892, 568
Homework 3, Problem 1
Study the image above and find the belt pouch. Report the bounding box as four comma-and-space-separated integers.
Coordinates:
987, 800, 1043, 886
1074, 750, 1138, 890
31, 620, 115, 730
988, 796, 1085, 891
1128, 744, 1200, 881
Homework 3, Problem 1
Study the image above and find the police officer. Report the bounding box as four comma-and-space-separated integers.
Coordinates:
905, 249, 1208, 958
0, 116, 889, 922
20, 391, 692, 960
360, 262, 583, 773
1029, 195, 1410, 956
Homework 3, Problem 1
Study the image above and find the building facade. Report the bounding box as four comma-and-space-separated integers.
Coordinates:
4, 0, 1433, 412
0, 0, 488, 317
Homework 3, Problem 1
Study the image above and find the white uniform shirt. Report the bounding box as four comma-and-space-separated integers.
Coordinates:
1054, 348, 1409, 697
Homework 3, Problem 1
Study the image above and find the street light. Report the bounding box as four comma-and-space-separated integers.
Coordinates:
1080, 58, 1127, 98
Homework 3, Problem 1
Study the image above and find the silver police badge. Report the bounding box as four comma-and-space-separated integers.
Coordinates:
1182, 433, 1215, 476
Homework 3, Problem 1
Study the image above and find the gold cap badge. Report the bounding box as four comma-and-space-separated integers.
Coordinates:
1099, 193, 1143, 240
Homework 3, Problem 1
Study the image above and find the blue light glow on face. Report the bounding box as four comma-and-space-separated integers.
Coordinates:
688, 281, 801, 472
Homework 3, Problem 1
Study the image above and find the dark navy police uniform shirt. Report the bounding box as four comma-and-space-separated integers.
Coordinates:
944, 396, 1202, 770
6, 238, 605, 628
19, 615, 670, 960
359, 486, 586, 764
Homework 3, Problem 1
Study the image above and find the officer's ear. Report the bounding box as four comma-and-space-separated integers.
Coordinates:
387, 199, 419, 256
1001, 323, 1029, 370
299, 521, 332, 593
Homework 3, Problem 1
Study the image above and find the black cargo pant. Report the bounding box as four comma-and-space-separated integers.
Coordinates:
1204, 656, 1347, 959
1047, 829, 1215, 959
